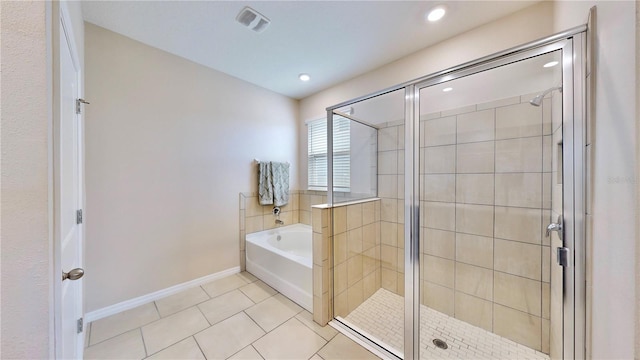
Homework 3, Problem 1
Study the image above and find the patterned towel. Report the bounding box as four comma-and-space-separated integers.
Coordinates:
258, 161, 273, 205
270, 162, 290, 206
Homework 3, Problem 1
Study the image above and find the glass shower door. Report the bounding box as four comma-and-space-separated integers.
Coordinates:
417, 50, 564, 359
331, 88, 407, 358
325, 30, 584, 360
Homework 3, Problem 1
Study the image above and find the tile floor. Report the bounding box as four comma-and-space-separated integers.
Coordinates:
343, 289, 550, 360
84, 272, 380, 360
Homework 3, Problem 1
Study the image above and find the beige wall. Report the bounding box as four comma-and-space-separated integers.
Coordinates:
84, 23, 299, 312
551, 2, 637, 359
0, 2, 52, 357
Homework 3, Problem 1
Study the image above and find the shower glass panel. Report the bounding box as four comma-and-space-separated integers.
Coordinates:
326, 29, 584, 360
331, 88, 406, 357
418, 50, 563, 359
331, 114, 378, 203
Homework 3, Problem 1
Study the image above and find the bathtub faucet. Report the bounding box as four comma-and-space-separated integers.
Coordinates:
273, 206, 284, 225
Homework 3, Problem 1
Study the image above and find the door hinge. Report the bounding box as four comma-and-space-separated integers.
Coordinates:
557, 247, 570, 267
77, 318, 83, 333
76, 209, 83, 224
76, 98, 90, 114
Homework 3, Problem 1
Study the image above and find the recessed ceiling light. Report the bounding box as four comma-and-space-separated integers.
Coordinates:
442, 87, 453, 92
427, 6, 446, 22
543, 61, 559, 68
299, 73, 310, 81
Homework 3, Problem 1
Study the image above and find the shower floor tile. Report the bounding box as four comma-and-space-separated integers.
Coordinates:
343, 288, 550, 360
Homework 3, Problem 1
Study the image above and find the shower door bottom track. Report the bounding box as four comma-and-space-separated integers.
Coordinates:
343, 289, 550, 360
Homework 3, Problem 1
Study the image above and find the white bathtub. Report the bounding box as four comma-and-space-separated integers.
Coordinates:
246, 223, 313, 311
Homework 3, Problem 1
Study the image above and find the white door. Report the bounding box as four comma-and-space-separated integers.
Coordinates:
55, 7, 84, 359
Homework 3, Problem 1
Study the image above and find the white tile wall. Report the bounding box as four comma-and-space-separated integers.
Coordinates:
419, 94, 555, 353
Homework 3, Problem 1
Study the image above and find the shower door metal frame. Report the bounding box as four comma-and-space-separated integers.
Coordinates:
410, 33, 586, 359
326, 26, 586, 360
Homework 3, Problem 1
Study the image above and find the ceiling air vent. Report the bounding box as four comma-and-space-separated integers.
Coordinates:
236, 6, 270, 33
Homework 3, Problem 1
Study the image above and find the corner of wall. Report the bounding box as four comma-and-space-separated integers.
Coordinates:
1, 1, 54, 358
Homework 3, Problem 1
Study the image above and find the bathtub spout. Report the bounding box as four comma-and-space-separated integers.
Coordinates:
275, 219, 284, 225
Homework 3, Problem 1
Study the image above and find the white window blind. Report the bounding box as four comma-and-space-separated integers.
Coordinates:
332, 118, 350, 191
307, 117, 350, 191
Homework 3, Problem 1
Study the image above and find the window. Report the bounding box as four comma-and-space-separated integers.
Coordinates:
307, 117, 350, 191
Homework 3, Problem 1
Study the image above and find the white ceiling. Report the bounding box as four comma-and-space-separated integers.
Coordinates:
81, 1, 539, 100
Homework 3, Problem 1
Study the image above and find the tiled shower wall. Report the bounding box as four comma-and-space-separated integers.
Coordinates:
377, 120, 407, 297
419, 94, 554, 353
299, 191, 328, 226
331, 200, 381, 319
312, 205, 332, 325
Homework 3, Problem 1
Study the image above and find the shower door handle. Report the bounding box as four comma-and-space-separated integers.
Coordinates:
545, 215, 563, 241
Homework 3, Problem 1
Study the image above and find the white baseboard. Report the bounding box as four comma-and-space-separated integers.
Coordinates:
84, 266, 240, 323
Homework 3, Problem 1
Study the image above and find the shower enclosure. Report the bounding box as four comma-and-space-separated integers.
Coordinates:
326, 27, 586, 359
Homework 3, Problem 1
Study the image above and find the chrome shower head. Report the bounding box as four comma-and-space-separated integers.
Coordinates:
529, 95, 544, 107
529, 85, 562, 107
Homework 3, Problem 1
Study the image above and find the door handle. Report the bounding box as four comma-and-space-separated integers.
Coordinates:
62, 268, 84, 281
545, 215, 563, 241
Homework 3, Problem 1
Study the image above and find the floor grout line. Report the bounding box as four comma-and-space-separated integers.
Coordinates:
294, 312, 338, 342
152, 300, 161, 318
86, 274, 370, 360
195, 303, 213, 327
138, 327, 148, 358
192, 335, 208, 359
87, 317, 156, 349
250, 344, 266, 360
156, 293, 214, 319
